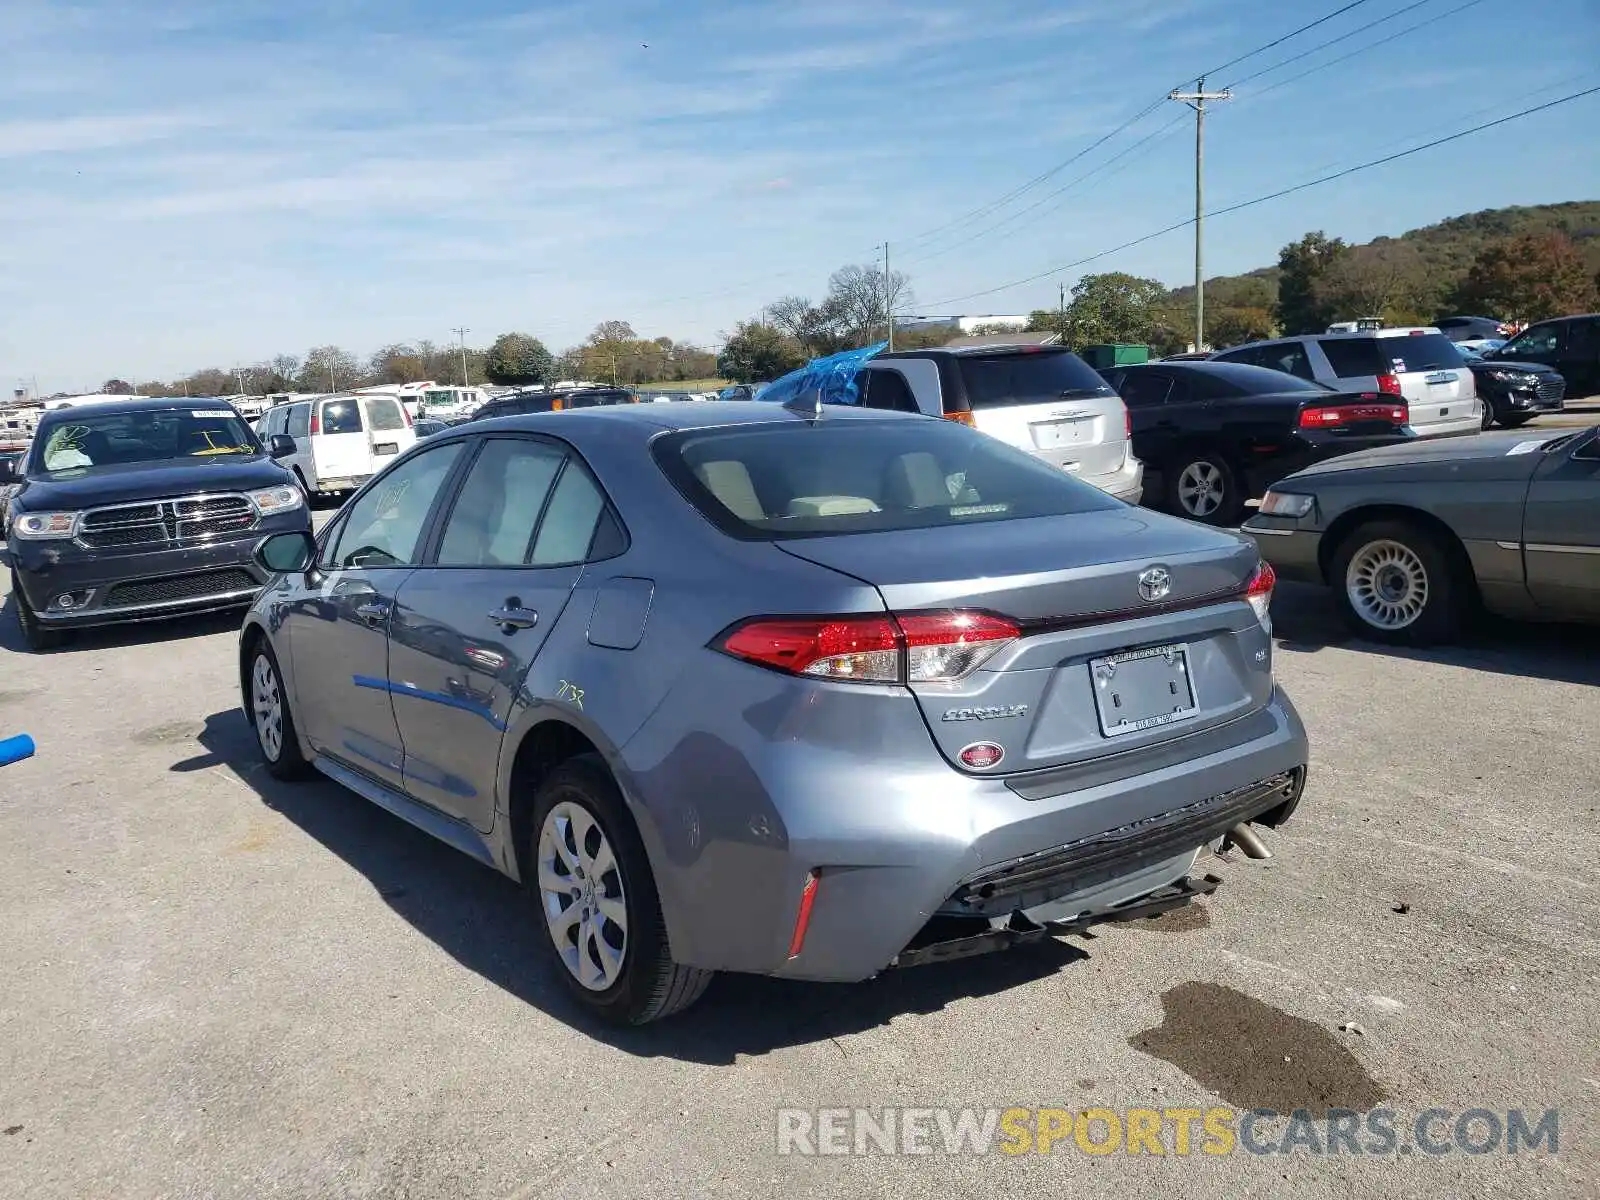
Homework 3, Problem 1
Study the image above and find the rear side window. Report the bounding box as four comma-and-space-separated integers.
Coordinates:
531, 463, 608, 564
366, 397, 406, 431
1318, 338, 1385, 377
437, 439, 564, 566
956, 350, 1114, 410
857, 368, 920, 413
286, 405, 310, 439
1376, 333, 1465, 374
1247, 342, 1315, 379
1116, 372, 1173, 407
320, 399, 364, 434
654, 417, 1119, 540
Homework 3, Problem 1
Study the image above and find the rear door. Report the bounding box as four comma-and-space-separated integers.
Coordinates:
956, 350, 1128, 482
1375, 332, 1473, 430
1522, 431, 1600, 619
312, 397, 374, 483
388, 437, 608, 828
363, 394, 416, 466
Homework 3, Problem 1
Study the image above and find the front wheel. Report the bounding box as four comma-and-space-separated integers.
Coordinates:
1166, 453, 1243, 526
10, 570, 68, 651
529, 755, 712, 1024
247, 639, 314, 780
1480, 398, 1498, 430
1332, 520, 1469, 646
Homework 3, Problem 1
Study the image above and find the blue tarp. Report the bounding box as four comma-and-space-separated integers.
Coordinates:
755, 342, 887, 407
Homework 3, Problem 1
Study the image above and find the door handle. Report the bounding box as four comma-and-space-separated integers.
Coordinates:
355, 601, 389, 628
489, 602, 538, 631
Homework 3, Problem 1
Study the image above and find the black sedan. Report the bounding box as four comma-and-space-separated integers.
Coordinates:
1100, 361, 1414, 526
1462, 353, 1566, 429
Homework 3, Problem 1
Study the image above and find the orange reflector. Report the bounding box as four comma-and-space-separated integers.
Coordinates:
787, 870, 820, 959
944, 410, 976, 427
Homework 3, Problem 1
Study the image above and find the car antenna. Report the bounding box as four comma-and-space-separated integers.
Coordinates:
782, 387, 825, 423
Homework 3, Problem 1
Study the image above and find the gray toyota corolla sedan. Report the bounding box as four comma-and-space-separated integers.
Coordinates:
240, 400, 1309, 1023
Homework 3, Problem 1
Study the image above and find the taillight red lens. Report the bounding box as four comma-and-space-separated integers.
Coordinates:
1376, 373, 1402, 395
309, 411, 320, 435
718, 611, 1019, 683
787, 870, 820, 959
1244, 561, 1276, 628
1124, 407, 1132, 439
1298, 402, 1407, 429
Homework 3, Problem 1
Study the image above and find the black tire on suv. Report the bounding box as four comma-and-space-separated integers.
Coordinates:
10, 570, 68, 651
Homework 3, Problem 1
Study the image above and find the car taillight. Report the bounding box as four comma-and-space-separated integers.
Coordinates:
944, 409, 975, 427
1244, 560, 1276, 629
1297, 401, 1407, 429
1124, 407, 1132, 438
717, 611, 1018, 684
309, 410, 320, 435
1376, 373, 1402, 395
401, 405, 413, 427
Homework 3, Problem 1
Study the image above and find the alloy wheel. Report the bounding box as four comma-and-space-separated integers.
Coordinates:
1345, 539, 1429, 631
537, 801, 629, 991
251, 653, 284, 762
1177, 461, 1226, 518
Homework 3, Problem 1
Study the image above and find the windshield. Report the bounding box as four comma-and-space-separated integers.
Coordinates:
30, 408, 259, 473
653, 416, 1119, 540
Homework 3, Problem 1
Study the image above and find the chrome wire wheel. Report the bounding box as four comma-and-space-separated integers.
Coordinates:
1176, 461, 1226, 518
537, 801, 628, 992
1345, 539, 1430, 631
251, 653, 284, 761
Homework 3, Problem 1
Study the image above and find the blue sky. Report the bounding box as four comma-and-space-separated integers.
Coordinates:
2, 0, 1597, 390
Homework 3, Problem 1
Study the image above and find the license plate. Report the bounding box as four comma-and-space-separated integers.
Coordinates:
1425, 371, 1456, 385
1090, 643, 1198, 738
374, 442, 398, 456
1033, 419, 1088, 449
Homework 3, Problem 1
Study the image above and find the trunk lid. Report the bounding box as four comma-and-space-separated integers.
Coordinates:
778, 510, 1273, 774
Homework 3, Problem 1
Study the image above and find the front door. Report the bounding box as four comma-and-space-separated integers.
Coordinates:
389, 437, 607, 830
1523, 430, 1600, 620
282, 440, 467, 789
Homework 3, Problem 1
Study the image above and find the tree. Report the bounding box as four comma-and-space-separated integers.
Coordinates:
716, 321, 805, 382
825, 263, 912, 347
1025, 308, 1071, 341
967, 321, 1025, 336
1206, 306, 1277, 348
484, 332, 554, 386
270, 354, 301, 390
370, 343, 429, 384
1275, 232, 1349, 334
1061, 272, 1168, 347
764, 295, 849, 356
589, 320, 637, 345
296, 345, 361, 393
101, 378, 134, 394
1453, 233, 1598, 323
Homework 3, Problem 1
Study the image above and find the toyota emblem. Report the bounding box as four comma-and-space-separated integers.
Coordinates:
1138, 566, 1171, 603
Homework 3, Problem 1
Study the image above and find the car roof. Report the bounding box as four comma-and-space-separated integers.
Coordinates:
465, 398, 918, 436
35, 397, 245, 419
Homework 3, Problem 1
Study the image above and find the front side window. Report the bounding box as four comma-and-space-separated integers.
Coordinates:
437, 439, 565, 566
326, 442, 464, 569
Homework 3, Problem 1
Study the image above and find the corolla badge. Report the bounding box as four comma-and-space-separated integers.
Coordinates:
942, 704, 1028, 723
1138, 566, 1171, 603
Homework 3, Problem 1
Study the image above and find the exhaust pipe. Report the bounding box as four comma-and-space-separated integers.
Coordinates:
1222, 823, 1272, 860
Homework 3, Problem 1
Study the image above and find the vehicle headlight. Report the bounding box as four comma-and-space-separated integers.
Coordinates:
247, 485, 304, 516
1486, 369, 1534, 386
11, 510, 81, 539
1257, 491, 1315, 519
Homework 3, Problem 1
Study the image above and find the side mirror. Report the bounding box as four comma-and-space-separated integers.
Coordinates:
255, 529, 316, 574
267, 434, 297, 459
0, 460, 16, 484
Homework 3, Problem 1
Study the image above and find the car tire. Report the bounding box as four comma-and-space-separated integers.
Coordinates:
528, 753, 712, 1025
10, 569, 68, 651
1480, 398, 1498, 430
246, 636, 315, 780
1166, 453, 1243, 526
1331, 520, 1469, 646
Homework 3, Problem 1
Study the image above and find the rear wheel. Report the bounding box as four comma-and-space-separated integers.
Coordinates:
1166, 453, 1243, 526
1332, 520, 1469, 646
10, 570, 67, 651
528, 754, 712, 1024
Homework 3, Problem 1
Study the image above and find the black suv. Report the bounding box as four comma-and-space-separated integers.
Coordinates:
5, 399, 312, 650
1480, 313, 1600, 398
470, 387, 639, 421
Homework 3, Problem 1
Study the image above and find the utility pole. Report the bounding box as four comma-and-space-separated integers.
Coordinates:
451, 326, 470, 386
1168, 76, 1231, 352
1059, 281, 1067, 339
882, 242, 894, 351
235, 365, 247, 397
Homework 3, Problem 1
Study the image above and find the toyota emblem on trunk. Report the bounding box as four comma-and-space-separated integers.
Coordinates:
1138, 566, 1171, 602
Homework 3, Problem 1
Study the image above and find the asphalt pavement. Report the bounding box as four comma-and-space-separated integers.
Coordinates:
0, 502, 1596, 1198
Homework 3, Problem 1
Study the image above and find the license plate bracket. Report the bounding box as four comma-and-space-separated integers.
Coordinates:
1032, 418, 1088, 449
374, 442, 398, 456
1090, 643, 1198, 737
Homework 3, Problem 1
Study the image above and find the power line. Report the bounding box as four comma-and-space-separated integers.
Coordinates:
925, 83, 1600, 308
1197, 0, 1378, 79
1223, 0, 1436, 87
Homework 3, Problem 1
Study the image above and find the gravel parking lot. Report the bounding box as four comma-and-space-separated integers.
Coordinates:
2, 493, 1597, 1199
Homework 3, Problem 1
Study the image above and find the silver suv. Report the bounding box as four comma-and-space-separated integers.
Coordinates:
1212, 328, 1482, 438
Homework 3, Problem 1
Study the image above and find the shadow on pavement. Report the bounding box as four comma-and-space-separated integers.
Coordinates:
0, 589, 243, 656
181, 707, 1092, 1064
1269, 581, 1600, 687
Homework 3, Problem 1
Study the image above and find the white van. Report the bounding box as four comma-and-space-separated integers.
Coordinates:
260, 393, 416, 497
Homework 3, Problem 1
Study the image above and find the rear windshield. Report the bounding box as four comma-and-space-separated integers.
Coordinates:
653, 417, 1120, 540
319, 398, 365, 434
366, 397, 407, 431
1375, 333, 1466, 374
956, 349, 1115, 410
1176, 363, 1332, 396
